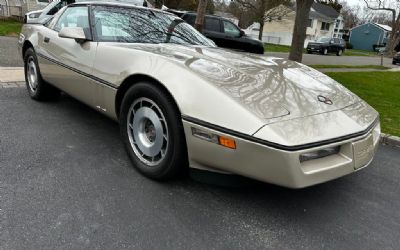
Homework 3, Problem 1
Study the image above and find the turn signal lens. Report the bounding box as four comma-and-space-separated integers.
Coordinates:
219, 136, 236, 149
191, 127, 236, 149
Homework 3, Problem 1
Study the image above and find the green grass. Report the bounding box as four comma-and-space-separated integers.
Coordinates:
264, 43, 307, 53
343, 49, 377, 57
0, 19, 22, 36
310, 64, 390, 70
264, 43, 378, 57
327, 72, 400, 136
264, 43, 292, 53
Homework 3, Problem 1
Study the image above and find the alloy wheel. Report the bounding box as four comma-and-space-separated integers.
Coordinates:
127, 97, 169, 166
27, 56, 38, 93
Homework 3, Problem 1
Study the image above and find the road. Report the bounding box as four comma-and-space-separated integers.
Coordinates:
0, 87, 399, 249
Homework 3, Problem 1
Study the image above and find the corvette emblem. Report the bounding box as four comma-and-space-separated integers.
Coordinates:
317, 95, 333, 105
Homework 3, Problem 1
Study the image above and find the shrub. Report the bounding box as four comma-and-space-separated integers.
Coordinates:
346, 42, 353, 49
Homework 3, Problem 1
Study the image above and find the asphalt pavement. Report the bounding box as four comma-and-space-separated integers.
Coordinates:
0, 87, 399, 249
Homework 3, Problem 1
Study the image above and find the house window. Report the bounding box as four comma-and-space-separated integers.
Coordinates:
307, 19, 313, 28
321, 22, 330, 31
335, 20, 340, 28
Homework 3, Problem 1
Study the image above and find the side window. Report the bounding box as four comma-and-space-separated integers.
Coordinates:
204, 17, 220, 32
54, 6, 89, 32
47, 2, 63, 16
93, 9, 132, 41
223, 20, 240, 37
183, 15, 195, 26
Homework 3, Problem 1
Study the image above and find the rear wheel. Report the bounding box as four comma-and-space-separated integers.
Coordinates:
322, 48, 328, 55
24, 48, 60, 101
337, 49, 343, 56
119, 82, 188, 180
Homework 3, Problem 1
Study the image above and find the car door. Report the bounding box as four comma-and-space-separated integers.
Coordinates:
221, 20, 244, 50
38, 5, 97, 107
202, 17, 224, 46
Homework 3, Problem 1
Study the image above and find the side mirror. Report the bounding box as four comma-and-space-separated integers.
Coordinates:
59, 27, 90, 44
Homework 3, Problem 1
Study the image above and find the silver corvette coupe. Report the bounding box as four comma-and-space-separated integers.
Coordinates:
18, 2, 380, 188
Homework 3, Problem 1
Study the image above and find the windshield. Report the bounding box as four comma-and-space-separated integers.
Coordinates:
92, 6, 215, 46
315, 37, 331, 43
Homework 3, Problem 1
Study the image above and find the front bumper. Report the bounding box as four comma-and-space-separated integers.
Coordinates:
183, 119, 380, 189
307, 47, 322, 53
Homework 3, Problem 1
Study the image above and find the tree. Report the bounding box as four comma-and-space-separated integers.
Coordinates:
340, 1, 361, 29
288, 0, 314, 62
316, 0, 343, 12
363, 0, 400, 55
195, 0, 208, 32
233, 0, 291, 41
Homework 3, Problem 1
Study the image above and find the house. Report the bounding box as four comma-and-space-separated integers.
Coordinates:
0, 0, 49, 18
349, 23, 392, 51
245, 2, 343, 47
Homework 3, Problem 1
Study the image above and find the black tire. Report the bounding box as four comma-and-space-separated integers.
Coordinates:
24, 48, 60, 101
336, 49, 343, 56
119, 82, 188, 180
322, 48, 328, 55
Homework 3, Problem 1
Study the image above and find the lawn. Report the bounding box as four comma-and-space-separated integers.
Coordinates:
264, 43, 292, 53
0, 19, 22, 36
264, 43, 378, 57
310, 65, 390, 70
327, 72, 400, 136
343, 49, 377, 57
264, 43, 306, 53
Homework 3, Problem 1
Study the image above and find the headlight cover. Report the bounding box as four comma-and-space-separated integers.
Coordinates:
29, 12, 41, 18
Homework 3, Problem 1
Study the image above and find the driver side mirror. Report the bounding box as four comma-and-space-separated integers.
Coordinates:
59, 27, 90, 44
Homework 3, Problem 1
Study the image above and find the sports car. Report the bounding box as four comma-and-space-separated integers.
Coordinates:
18, 2, 380, 188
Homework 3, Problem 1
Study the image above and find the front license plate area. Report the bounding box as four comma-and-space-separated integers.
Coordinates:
352, 134, 374, 170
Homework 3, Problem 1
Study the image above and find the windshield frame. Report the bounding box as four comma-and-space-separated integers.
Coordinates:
89, 4, 216, 47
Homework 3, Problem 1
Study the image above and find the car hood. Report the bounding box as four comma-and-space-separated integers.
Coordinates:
307, 42, 326, 47
112, 44, 361, 123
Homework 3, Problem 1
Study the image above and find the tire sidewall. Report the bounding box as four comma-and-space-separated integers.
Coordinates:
119, 83, 187, 179
24, 48, 43, 99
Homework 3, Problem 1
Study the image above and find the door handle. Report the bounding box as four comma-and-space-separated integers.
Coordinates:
44, 37, 50, 43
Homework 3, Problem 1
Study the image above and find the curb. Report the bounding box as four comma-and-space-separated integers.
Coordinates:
380, 133, 400, 147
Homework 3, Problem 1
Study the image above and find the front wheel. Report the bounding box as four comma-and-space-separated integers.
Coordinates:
119, 82, 188, 180
322, 48, 328, 55
24, 48, 60, 101
337, 49, 343, 56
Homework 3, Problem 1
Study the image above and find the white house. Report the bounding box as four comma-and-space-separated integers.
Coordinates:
245, 2, 344, 47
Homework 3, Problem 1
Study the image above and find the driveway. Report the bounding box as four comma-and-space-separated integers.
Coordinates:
0, 87, 399, 249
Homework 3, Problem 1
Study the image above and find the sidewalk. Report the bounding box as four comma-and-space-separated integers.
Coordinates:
0, 67, 25, 88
